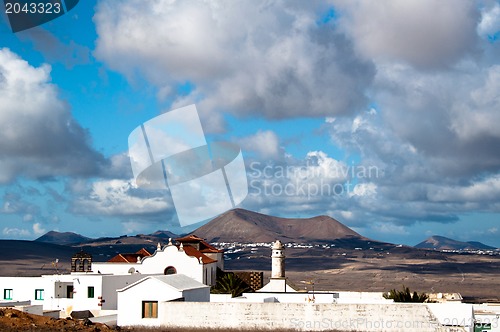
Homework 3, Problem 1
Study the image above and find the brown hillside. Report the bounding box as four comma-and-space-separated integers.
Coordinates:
192, 208, 362, 243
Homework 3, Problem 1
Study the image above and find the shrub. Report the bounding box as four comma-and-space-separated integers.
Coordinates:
383, 285, 428, 302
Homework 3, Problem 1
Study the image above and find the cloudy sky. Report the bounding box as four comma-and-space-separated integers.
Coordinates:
0, 0, 499, 247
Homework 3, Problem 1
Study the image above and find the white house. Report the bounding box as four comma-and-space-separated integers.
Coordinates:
92, 236, 221, 286
0, 273, 154, 316
116, 274, 210, 327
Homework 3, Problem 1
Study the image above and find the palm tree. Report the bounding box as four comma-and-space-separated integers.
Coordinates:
211, 272, 251, 298
383, 285, 428, 302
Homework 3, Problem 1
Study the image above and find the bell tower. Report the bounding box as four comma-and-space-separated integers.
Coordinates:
271, 240, 285, 278
257, 239, 296, 292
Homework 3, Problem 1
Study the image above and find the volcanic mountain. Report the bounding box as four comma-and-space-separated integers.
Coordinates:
191, 208, 363, 243
35, 231, 90, 245
415, 235, 497, 251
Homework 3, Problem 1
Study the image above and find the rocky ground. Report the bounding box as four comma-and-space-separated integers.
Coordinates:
0, 308, 294, 332
0, 308, 115, 331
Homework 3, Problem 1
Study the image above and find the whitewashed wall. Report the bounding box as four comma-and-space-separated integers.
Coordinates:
93, 245, 212, 284
117, 277, 210, 327
117, 278, 184, 327
0, 277, 44, 303
101, 274, 155, 310
153, 302, 472, 332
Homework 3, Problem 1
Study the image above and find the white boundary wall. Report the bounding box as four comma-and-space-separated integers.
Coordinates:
152, 302, 451, 331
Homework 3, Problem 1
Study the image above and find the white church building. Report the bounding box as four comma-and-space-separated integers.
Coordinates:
0, 235, 221, 317
93, 235, 221, 286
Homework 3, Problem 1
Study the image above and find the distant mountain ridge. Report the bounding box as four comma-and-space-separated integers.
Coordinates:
34, 230, 180, 247
35, 231, 90, 245
149, 230, 178, 239
32, 211, 498, 250
191, 208, 364, 243
415, 235, 497, 251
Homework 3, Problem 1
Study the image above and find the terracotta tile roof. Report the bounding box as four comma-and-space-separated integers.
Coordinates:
175, 234, 205, 242
107, 254, 129, 263
107, 248, 151, 263
181, 245, 217, 264
176, 234, 224, 253
106, 244, 217, 265
135, 248, 151, 256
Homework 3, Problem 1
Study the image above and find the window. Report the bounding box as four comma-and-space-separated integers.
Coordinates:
87, 286, 94, 298
142, 301, 158, 318
3, 289, 12, 300
35, 289, 44, 300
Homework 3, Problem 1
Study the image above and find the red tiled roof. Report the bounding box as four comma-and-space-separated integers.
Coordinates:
181, 245, 217, 264
107, 248, 151, 263
176, 234, 224, 253
135, 248, 151, 256
107, 254, 129, 263
106, 244, 217, 265
175, 234, 204, 242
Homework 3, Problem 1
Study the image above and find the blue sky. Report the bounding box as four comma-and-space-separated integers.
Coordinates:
0, 0, 499, 247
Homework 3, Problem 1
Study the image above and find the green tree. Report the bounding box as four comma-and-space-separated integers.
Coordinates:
211, 272, 251, 298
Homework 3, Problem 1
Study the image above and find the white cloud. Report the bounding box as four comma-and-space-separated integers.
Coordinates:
239, 130, 281, 159
32, 223, 46, 236
428, 175, 500, 204
2, 227, 30, 237
335, 0, 479, 68
94, 0, 374, 126
87, 0, 500, 235
0, 48, 105, 183
372, 223, 409, 236
72, 179, 171, 216
351, 183, 377, 197
477, 2, 500, 38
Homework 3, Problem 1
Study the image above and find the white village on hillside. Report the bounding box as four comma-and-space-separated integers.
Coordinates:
0, 234, 499, 332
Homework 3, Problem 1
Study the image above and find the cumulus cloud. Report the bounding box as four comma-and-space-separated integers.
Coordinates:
88, 0, 500, 237
0, 48, 106, 183
32, 222, 46, 235
323, 61, 500, 225
1, 223, 47, 238
1, 192, 40, 216
244, 150, 370, 217
71, 179, 172, 216
239, 130, 281, 159
94, 0, 374, 126
477, 2, 500, 38
2, 227, 30, 237
335, 0, 479, 69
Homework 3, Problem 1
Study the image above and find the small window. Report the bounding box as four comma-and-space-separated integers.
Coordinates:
87, 286, 94, 298
3, 289, 12, 300
35, 289, 44, 300
164, 266, 176, 275
142, 301, 158, 318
